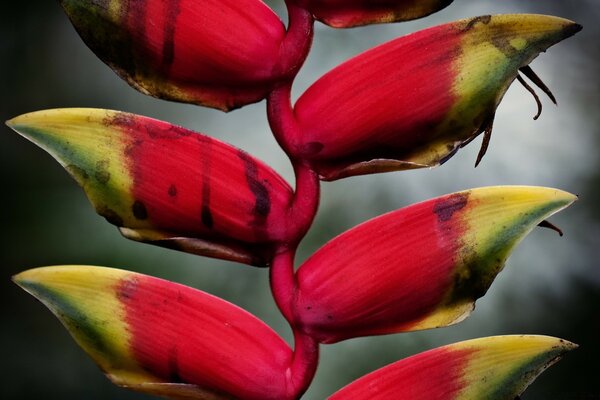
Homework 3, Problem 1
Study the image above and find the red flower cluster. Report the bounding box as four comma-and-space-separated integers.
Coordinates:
9, 1, 581, 399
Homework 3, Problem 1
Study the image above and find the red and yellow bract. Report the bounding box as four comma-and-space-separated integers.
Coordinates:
7, 109, 294, 266
329, 335, 577, 399
293, 14, 581, 180
59, 0, 286, 110
296, 186, 576, 343
14, 265, 293, 400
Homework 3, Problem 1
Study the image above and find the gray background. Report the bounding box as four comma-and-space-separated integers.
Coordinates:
2, 0, 599, 398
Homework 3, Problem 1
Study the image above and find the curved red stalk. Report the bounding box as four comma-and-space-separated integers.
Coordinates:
267, 3, 321, 398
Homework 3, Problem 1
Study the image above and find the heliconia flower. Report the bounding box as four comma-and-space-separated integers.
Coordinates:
7, 109, 294, 266
13, 265, 293, 400
291, 0, 453, 28
329, 335, 577, 399
58, 0, 287, 111
295, 186, 576, 344
292, 14, 582, 180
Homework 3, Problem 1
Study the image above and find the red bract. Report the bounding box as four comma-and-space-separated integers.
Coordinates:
291, 0, 453, 27
59, 0, 287, 110
329, 336, 577, 399
292, 14, 581, 179
14, 266, 293, 400
7, 109, 295, 266
295, 187, 575, 343
9, 0, 583, 398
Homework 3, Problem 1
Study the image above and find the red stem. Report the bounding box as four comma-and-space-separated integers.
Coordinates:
287, 330, 320, 399
277, 2, 315, 79
268, 3, 320, 399
268, 2, 314, 156
270, 247, 296, 323
270, 248, 320, 400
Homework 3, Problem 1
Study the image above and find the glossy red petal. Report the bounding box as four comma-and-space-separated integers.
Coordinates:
7, 109, 294, 266
14, 266, 293, 400
329, 336, 577, 400
293, 15, 581, 179
295, 187, 575, 343
60, 0, 286, 110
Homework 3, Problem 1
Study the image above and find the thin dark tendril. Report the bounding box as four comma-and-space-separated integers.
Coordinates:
517, 74, 543, 120
519, 65, 557, 104
538, 220, 564, 237
474, 112, 495, 167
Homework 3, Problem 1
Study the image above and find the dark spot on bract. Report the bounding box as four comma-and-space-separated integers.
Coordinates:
562, 23, 583, 39
66, 164, 89, 181
168, 346, 184, 383
95, 160, 111, 184
168, 184, 177, 197
464, 15, 491, 31
201, 205, 214, 228
99, 207, 124, 226
238, 150, 271, 228
491, 35, 517, 57
303, 141, 324, 156
433, 192, 469, 222
161, 0, 181, 69
132, 200, 148, 220
117, 277, 139, 301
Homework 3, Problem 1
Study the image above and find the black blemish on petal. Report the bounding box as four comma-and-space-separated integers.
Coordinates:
108, 112, 137, 129
99, 207, 124, 226
127, 0, 148, 50
66, 164, 89, 181
238, 150, 271, 219
162, 0, 181, 69
433, 192, 469, 222
201, 205, 214, 229
116, 277, 139, 302
132, 200, 148, 220
95, 160, 111, 184
168, 346, 184, 383
198, 135, 214, 229
562, 23, 583, 39
238, 150, 271, 241
463, 15, 491, 31
491, 35, 518, 57
168, 184, 177, 197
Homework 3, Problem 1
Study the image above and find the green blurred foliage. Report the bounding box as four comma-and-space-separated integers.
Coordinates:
1, 0, 598, 399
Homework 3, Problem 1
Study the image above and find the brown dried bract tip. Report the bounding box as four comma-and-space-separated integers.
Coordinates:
517, 74, 543, 120
538, 220, 564, 237
474, 112, 496, 168
519, 66, 557, 104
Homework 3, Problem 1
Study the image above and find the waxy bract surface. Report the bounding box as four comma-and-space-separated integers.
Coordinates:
329, 335, 576, 399
296, 186, 576, 343
14, 265, 293, 400
293, 14, 581, 180
7, 109, 293, 266
59, 0, 286, 110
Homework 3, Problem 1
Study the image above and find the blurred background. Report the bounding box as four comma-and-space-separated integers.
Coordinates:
1, 0, 599, 398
